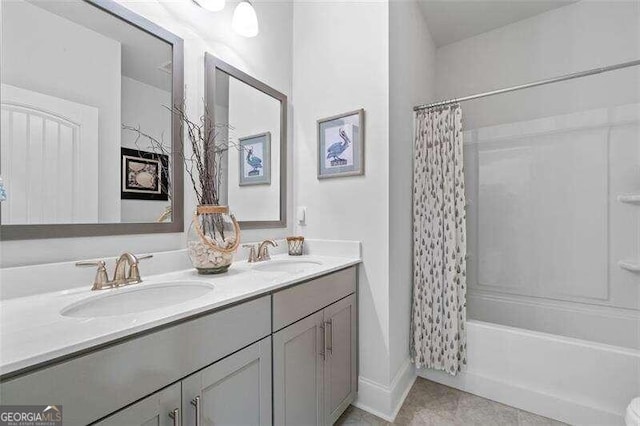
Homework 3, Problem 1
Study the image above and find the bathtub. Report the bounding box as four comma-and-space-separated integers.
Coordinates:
417, 320, 640, 425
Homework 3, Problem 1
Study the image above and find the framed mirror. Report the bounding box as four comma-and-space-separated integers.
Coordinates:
0, 0, 184, 240
205, 53, 287, 229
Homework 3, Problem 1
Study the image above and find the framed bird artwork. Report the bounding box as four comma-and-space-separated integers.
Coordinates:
317, 109, 365, 179
239, 132, 271, 186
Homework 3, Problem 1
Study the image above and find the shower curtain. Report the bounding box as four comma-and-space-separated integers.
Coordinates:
410, 104, 467, 375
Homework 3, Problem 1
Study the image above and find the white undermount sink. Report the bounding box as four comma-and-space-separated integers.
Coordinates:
60, 281, 214, 318
252, 259, 323, 274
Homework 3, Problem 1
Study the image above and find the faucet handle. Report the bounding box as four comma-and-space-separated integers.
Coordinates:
76, 260, 109, 290
75, 260, 105, 267
242, 244, 258, 263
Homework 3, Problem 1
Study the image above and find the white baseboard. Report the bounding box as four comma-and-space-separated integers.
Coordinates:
354, 359, 416, 421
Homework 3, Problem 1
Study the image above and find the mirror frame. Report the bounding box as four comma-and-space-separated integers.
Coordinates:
205, 53, 287, 229
0, 0, 184, 240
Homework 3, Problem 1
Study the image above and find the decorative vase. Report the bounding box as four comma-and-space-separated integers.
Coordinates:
187, 205, 240, 274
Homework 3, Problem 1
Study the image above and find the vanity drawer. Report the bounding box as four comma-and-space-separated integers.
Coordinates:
0, 296, 271, 426
272, 266, 356, 331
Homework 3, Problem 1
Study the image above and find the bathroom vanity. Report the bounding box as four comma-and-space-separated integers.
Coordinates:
0, 251, 359, 426
0, 0, 360, 424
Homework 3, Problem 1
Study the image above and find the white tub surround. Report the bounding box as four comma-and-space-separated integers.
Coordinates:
418, 320, 640, 426
463, 102, 640, 349
0, 239, 361, 378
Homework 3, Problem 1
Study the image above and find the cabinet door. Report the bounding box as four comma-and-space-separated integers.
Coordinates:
323, 294, 357, 425
93, 383, 181, 426
182, 336, 272, 426
273, 311, 325, 426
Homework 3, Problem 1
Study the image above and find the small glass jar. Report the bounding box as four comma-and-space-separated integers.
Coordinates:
286, 236, 304, 256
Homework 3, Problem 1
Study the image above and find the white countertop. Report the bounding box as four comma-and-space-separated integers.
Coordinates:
0, 252, 360, 377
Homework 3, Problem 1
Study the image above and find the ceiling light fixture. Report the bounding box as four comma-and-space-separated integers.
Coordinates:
232, 1, 259, 37
193, 0, 226, 12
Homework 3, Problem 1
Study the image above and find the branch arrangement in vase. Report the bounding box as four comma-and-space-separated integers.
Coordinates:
123, 101, 246, 206
123, 101, 244, 274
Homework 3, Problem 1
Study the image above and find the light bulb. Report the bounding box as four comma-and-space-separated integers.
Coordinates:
232, 1, 259, 37
193, 0, 225, 12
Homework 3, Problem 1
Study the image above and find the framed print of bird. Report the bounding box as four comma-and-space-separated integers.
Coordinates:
239, 132, 271, 186
317, 109, 364, 179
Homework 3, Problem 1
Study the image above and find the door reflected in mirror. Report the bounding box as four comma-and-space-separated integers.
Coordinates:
207, 54, 287, 228
1, 0, 178, 226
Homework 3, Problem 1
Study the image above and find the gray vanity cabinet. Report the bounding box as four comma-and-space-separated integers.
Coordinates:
273, 295, 357, 426
93, 383, 181, 426
1, 268, 357, 426
182, 336, 272, 426
0, 296, 271, 425
273, 311, 325, 426
323, 294, 357, 425
273, 266, 357, 426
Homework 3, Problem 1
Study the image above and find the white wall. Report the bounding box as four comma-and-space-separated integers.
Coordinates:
2, 0, 122, 222
120, 76, 172, 223
292, 0, 417, 419
291, 2, 437, 418
292, 0, 390, 386
0, 0, 294, 267
388, 0, 436, 395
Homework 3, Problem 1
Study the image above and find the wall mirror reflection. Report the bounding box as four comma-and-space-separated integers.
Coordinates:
0, 0, 184, 239
206, 54, 287, 229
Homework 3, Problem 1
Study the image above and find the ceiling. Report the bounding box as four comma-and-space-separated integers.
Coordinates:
418, 0, 578, 47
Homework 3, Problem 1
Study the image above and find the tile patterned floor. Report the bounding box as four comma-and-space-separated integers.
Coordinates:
336, 378, 566, 426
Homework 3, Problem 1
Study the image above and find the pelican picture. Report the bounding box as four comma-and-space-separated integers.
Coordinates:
239, 132, 271, 186
317, 109, 365, 179
326, 127, 353, 167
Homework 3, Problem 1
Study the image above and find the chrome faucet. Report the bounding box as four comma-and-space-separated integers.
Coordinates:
243, 240, 278, 263
257, 240, 277, 261
76, 253, 153, 290
113, 252, 143, 286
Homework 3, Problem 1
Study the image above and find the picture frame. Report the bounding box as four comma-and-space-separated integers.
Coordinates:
317, 108, 364, 179
121, 147, 169, 201
239, 132, 271, 186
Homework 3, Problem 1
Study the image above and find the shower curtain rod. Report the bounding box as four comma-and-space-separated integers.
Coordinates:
413, 58, 640, 111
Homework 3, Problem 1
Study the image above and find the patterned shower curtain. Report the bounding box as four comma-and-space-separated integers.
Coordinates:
410, 104, 467, 375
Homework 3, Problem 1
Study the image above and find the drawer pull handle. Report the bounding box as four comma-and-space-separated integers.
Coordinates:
319, 322, 325, 360
325, 319, 333, 355
619, 260, 640, 273
618, 194, 640, 204
169, 408, 180, 426
191, 396, 201, 426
